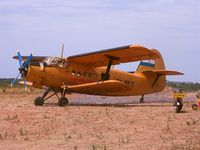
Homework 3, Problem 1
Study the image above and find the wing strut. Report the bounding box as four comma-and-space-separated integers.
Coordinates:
103, 55, 119, 81
152, 74, 162, 87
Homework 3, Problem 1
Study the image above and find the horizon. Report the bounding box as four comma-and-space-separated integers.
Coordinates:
0, 0, 199, 82
0, 78, 199, 84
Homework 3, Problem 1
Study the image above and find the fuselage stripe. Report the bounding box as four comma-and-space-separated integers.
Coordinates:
139, 62, 155, 68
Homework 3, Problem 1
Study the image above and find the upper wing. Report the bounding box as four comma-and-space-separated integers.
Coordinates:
67, 80, 132, 95
144, 70, 184, 75
13, 56, 47, 62
67, 45, 160, 67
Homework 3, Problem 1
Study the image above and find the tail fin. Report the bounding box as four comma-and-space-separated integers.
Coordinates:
135, 49, 183, 94
136, 49, 166, 92
137, 49, 165, 72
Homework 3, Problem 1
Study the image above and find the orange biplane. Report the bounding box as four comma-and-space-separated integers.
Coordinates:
12, 44, 183, 106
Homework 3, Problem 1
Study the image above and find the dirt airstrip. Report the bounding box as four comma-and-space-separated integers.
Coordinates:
0, 88, 200, 150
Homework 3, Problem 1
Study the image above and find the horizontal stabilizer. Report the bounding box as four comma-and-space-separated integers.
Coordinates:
68, 80, 132, 95
144, 70, 184, 75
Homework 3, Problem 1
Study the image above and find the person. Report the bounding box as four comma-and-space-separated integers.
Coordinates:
197, 95, 200, 108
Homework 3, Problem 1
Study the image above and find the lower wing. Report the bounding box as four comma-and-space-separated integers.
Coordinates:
67, 80, 132, 95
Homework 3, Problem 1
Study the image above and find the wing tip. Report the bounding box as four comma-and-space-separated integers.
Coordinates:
165, 70, 184, 75
177, 72, 184, 75
145, 70, 184, 75
129, 44, 147, 49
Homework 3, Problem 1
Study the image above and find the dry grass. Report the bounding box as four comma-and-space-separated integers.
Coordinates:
0, 88, 200, 149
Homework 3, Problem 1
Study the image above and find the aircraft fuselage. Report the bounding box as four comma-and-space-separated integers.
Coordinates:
26, 62, 166, 96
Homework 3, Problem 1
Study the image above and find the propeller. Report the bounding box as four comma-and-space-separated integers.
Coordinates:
11, 51, 32, 91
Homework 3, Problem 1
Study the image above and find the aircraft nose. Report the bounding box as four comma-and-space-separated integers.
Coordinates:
11, 52, 32, 90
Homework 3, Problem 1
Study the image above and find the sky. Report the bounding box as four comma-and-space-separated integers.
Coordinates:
0, 0, 199, 82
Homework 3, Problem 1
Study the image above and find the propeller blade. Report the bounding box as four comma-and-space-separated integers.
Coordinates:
12, 52, 32, 91
23, 53, 32, 68
11, 72, 21, 87
17, 51, 23, 68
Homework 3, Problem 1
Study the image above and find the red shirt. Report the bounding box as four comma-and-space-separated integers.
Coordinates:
198, 98, 200, 107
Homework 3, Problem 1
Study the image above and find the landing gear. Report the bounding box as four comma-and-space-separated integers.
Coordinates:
34, 97, 44, 106
34, 87, 69, 107
57, 84, 69, 107
58, 97, 69, 107
140, 95, 144, 103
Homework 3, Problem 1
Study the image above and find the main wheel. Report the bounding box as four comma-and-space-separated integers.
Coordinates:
192, 104, 198, 110
58, 97, 69, 107
34, 97, 44, 106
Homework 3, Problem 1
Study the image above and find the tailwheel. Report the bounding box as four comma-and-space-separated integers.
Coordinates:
34, 97, 44, 106
58, 97, 69, 107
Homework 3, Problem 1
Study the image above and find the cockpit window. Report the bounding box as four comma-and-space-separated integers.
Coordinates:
44, 57, 59, 65
51, 58, 58, 64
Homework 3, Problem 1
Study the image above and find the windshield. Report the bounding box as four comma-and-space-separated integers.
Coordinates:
44, 57, 59, 65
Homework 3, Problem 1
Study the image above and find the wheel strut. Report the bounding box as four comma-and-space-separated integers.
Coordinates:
34, 87, 69, 107
42, 88, 51, 100
34, 88, 59, 106
58, 85, 69, 107
140, 95, 144, 103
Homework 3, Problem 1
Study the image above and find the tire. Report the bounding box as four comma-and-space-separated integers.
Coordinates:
34, 97, 44, 106
174, 101, 183, 113
58, 97, 68, 107
175, 105, 182, 113
192, 104, 198, 111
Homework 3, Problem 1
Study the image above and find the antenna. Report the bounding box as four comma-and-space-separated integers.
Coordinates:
61, 44, 64, 58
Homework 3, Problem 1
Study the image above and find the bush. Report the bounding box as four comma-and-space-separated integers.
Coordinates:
167, 81, 200, 92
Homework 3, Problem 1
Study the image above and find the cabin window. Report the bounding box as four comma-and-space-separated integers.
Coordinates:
51, 58, 58, 64
77, 71, 81, 77
72, 70, 76, 76
44, 57, 59, 65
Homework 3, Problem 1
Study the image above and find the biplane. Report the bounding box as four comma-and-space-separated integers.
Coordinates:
12, 44, 183, 106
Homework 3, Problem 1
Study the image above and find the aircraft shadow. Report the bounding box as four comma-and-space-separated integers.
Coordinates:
178, 110, 188, 113
43, 102, 173, 108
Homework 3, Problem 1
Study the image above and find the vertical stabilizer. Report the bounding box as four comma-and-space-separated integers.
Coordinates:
137, 49, 165, 72
136, 49, 166, 93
